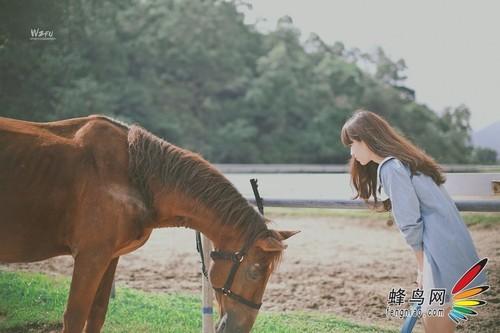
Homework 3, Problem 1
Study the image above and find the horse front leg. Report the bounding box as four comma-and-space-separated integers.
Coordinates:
63, 250, 113, 333
84, 257, 120, 333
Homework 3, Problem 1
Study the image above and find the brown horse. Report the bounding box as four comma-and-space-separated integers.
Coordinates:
0, 115, 298, 333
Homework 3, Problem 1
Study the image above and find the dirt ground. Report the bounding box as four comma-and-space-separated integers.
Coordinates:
2, 215, 498, 333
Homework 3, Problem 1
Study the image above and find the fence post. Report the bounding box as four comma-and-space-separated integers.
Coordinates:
492, 180, 500, 195
201, 234, 215, 333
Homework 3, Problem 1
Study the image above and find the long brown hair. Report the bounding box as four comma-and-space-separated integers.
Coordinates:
340, 110, 445, 211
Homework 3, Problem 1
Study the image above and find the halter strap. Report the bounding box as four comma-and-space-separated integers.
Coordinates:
211, 247, 262, 310
196, 231, 209, 279
212, 286, 262, 310
195, 178, 266, 310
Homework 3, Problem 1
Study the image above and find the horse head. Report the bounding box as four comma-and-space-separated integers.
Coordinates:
210, 229, 299, 333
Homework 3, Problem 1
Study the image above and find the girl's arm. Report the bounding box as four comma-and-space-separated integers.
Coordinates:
415, 250, 424, 271
415, 250, 424, 288
380, 160, 424, 252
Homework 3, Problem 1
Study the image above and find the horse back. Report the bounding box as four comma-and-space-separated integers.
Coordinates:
0, 116, 131, 262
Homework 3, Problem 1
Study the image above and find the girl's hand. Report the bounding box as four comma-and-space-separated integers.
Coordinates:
415, 270, 423, 289
414, 250, 424, 288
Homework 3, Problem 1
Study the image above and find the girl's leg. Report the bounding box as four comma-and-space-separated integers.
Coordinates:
422, 305, 455, 333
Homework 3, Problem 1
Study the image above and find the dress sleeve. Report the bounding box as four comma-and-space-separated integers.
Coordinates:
380, 160, 424, 251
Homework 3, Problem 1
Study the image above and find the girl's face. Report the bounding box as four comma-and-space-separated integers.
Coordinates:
350, 139, 373, 165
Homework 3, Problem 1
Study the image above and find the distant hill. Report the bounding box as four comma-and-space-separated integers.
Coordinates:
472, 121, 500, 157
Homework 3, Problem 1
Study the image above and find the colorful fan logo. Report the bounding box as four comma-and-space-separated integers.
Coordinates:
449, 258, 489, 324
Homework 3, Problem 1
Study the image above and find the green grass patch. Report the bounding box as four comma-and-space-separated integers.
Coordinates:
0, 271, 396, 333
266, 207, 500, 227
265, 207, 390, 220
0, 271, 68, 332
461, 212, 500, 227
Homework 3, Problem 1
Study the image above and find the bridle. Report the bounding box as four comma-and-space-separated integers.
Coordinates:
195, 178, 265, 311
210, 243, 263, 310
196, 231, 263, 310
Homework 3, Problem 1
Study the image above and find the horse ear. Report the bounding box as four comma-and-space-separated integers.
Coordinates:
277, 230, 300, 240
256, 236, 287, 252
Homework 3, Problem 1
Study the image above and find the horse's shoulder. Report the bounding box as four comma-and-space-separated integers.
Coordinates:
71, 117, 130, 178
70, 116, 127, 153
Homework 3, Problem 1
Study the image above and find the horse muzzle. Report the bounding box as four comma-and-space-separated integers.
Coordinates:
215, 312, 254, 333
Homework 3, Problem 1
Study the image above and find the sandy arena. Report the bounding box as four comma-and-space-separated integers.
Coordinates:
2, 213, 498, 333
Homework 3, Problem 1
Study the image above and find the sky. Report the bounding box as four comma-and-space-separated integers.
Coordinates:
243, 0, 500, 131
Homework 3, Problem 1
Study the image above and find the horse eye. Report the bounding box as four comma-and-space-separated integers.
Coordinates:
246, 263, 263, 281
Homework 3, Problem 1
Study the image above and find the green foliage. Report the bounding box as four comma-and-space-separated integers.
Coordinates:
0, 271, 396, 333
0, 0, 494, 163
471, 147, 498, 164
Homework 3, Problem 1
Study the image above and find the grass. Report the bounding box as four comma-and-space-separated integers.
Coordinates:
0, 271, 396, 333
265, 207, 500, 226
461, 212, 500, 227
265, 207, 390, 220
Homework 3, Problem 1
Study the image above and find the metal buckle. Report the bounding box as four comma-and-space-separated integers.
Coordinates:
222, 288, 232, 296
232, 251, 244, 263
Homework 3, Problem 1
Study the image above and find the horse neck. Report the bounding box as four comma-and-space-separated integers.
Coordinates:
127, 126, 263, 249
149, 186, 249, 250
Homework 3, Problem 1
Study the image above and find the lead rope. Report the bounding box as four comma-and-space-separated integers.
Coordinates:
196, 230, 209, 279
196, 179, 264, 278
196, 179, 266, 311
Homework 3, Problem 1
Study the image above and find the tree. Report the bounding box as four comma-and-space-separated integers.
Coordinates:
0, 0, 491, 164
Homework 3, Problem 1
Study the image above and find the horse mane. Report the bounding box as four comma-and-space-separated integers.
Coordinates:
88, 114, 131, 130
126, 125, 278, 258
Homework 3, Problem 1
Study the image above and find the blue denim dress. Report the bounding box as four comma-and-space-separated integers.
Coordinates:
377, 156, 487, 306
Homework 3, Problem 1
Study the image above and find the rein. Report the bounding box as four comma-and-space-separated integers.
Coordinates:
195, 178, 265, 310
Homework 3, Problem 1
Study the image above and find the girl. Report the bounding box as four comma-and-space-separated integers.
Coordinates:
340, 110, 487, 333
